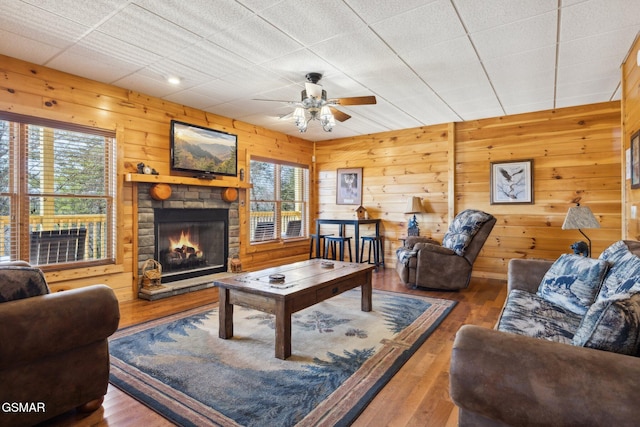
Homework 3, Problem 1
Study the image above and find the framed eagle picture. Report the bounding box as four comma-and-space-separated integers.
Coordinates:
490, 160, 533, 205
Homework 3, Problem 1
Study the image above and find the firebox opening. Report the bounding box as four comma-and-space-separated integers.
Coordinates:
154, 208, 228, 283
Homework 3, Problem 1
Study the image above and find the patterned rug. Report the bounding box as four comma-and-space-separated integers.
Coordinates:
109, 289, 456, 427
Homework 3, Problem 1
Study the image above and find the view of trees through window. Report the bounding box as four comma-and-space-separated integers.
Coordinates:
0, 116, 116, 266
250, 159, 308, 242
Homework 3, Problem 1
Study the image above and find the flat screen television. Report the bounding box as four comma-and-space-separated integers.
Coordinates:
170, 120, 238, 178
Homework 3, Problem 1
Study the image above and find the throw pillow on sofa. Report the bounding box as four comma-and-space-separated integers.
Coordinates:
497, 289, 583, 344
0, 266, 50, 303
597, 240, 640, 301
572, 292, 640, 356
537, 254, 609, 315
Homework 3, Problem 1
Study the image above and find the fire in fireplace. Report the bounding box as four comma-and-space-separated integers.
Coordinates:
154, 208, 228, 283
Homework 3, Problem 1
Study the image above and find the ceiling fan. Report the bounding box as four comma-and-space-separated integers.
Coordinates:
254, 72, 376, 132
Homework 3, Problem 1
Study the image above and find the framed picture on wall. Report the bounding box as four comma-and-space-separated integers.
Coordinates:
336, 168, 363, 205
490, 159, 534, 204
631, 131, 640, 189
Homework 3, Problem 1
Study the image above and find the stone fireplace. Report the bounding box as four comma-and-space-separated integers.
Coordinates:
137, 183, 239, 299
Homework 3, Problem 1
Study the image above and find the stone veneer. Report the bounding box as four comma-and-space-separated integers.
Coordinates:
137, 183, 240, 287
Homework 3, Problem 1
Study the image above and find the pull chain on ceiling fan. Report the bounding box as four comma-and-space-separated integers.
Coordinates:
253, 72, 377, 132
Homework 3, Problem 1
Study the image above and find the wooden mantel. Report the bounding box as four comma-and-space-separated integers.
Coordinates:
124, 173, 251, 189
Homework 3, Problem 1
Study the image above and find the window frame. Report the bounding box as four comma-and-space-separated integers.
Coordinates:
0, 112, 117, 269
249, 157, 309, 244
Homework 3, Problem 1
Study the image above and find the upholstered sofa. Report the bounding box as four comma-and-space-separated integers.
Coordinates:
396, 209, 496, 290
0, 262, 120, 426
450, 240, 640, 426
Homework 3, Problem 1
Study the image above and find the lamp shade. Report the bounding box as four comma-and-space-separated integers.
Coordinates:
405, 196, 424, 214
562, 205, 600, 230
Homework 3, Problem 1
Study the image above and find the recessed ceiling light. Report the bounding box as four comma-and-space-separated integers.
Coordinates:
167, 76, 181, 85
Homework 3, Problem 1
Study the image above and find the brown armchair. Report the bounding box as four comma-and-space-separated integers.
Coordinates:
0, 262, 120, 426
396, 210, 496, 290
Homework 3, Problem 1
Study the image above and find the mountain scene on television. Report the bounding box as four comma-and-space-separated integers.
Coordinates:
173, 128, 237, 175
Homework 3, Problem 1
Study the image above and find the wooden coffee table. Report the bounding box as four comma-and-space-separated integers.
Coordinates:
214, 259, 375, 359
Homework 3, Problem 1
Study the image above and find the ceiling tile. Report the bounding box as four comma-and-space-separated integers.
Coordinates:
0, 29, 62, 64
165, 89, 226, 110
207, 15, 303, 65
470, 11, 557, 60
560, 0, 640, 42
345, 0, 439, 24
0, 0, 89, 48
133, 0, 254, 38
454, 0, 557, 32
310, 28, 398, 76
47, 49, 142, 84
371, 0, 466, 55
96, 4, 202, 57
558, 28, 639, 68
171, 40, 255, 80
78, 31, 161, 66
258, 0, 367, 46
21, 0, 130, 27
403, 37, 492, 96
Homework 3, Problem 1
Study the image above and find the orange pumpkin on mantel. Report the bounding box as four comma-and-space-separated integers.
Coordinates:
149, 183, 172, 201
221, 187, 238, 202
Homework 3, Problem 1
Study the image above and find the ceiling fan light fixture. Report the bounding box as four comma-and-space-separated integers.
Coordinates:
320, 106, 332, 120
320, 106, 335, 132
293, 107, 306, 121
293, 107, 308, 132
296, 120, 308, 132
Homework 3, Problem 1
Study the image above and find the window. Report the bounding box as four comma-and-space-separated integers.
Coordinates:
0, 113, 117, 268
250, 158, 309, 243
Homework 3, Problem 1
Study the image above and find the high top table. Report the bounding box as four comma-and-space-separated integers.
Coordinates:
314, 218, 381, 263
215, 259, 375, 359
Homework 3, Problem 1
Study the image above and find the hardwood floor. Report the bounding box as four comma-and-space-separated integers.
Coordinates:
40, 268, 507, 427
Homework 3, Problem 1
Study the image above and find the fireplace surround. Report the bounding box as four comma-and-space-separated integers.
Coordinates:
137, 183, 239, 299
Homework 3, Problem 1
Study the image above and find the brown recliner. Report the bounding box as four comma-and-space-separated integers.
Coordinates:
0, 262, 120, 426
396, 210, 496, 290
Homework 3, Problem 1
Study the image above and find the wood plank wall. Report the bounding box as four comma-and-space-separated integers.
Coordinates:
0, 54, 625, 297
455, 103, 621, 278
315, 102, 622, 280
622, 33, 640, 239
314, 125, 451, 266
0, 55, 314, 301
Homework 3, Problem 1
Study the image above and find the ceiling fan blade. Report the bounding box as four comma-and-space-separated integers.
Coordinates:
252, 98, 299, 105
332, 95, 377, 106
278, 112, 293, 120
330, 107, 351, 122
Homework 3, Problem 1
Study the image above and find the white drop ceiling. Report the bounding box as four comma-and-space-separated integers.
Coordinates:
1, 0, 639, 141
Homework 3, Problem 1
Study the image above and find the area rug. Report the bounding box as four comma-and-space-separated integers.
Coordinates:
109, 289, 456, 427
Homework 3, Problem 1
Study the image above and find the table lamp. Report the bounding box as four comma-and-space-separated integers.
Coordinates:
561, 203, 600, 257
405, 196, 424, 236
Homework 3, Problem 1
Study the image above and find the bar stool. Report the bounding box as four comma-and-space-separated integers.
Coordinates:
360, 235, 385, 270
309, 233, 333, 259
324, 235, 353, 262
